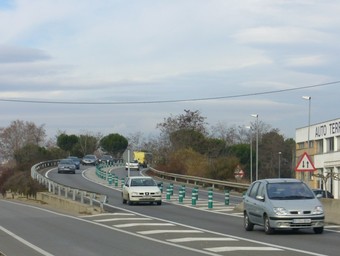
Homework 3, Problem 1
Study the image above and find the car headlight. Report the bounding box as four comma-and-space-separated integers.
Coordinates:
312, 206, 324, 214
131, 192, 138, 196
273, 207, 288, 215
155, 191, 161, 196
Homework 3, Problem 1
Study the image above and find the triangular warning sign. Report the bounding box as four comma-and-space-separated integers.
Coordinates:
295, 152, 316, 172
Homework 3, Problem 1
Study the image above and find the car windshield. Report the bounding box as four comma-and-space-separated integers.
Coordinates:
85, 155, 95, 159
131, 178, 156, 187
60, 159, 73, 164
267, 182, 315, 200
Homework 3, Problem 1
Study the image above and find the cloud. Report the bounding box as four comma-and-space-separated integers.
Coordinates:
0, 45, 51, 63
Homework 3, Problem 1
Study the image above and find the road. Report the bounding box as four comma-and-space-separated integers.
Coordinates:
1, 165, 339, 255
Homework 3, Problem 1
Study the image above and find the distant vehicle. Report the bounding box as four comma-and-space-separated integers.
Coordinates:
82, 155, 97, 166
58, 159, 76, 174
122, 176, 162, 205
133, 151, 152, 168
125, 160, 139, 171
243, 178, 324, 234
98, 155, 114, 165
67, 156, 80, 169
312, 189, 334, 199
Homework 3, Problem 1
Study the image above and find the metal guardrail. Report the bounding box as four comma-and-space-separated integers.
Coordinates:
31, 160, 107, 208
148, 167, 250, 191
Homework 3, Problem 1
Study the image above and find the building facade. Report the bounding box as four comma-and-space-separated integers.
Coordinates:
296, 118, 340, 199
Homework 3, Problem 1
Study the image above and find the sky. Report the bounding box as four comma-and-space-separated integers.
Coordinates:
1, 0, 340, 141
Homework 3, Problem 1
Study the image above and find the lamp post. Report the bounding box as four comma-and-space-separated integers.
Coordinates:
246, 126, 253, 183
302, 96, 311, 150
302, 96, 311, 181
278, 151, 282, 178
251, 114, 259, 180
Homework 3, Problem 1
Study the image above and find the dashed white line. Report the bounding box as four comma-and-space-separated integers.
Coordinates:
138, 229, 204, 235
114, 223, 175, 228
94, 217, 151, 222
167, 237, 238, 243
205, 246, 283, 252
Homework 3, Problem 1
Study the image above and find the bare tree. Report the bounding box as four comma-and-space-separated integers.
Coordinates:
0, 120, 46, 160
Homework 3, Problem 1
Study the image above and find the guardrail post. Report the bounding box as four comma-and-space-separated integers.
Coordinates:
58, 186, 61, 196
80, 191, 84, 204
225, 189, 230, 205
208, 188, 213, 209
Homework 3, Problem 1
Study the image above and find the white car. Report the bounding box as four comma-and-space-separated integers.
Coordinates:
125, 160, 140, 171
122, 176, 162, 205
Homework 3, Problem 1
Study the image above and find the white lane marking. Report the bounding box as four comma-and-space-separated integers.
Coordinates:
114, 223, 175, 228
0, 226, 54, 256
81, 213, 135, 218
94, 217, 151, 222
168, 237, 238, 243
205, 246, 283, 252
138, 229, 203, 235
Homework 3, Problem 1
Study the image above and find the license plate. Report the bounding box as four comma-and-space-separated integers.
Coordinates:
293, 219, 311, 224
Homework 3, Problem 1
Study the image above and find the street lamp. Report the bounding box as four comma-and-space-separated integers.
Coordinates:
246, 126, 253, 183
251, 114, 259, 180
302, 96, 311, 150
278, 151, 282, 178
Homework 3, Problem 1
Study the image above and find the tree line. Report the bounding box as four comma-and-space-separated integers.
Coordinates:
0, 110, 296, 196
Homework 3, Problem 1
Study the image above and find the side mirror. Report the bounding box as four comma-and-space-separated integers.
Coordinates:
256, 195, 265, 201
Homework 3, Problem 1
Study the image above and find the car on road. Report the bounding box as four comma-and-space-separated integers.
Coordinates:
122, 176, 162, 205
125, 160, 140, 171
82, 154, 97, 166
98, 155, 114, 165
312, 189, 334, 199
58, 159, 76, 174
67, 156, 80, 169
243, 178, 324, 234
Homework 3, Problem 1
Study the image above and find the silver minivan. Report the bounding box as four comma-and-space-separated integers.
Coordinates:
243, 178, 324, 234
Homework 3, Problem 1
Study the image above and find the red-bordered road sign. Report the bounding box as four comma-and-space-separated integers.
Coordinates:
295, 152, 316, 172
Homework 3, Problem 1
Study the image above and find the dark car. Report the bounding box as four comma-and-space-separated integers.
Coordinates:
58, 159, 76, 174
98, 155, 114, 165
81, 154, 97, 166
312, 189, 334, 199
67, 156, 80, 169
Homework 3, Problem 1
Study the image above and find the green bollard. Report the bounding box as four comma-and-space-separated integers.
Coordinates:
208, 189, 213, 209
169, 183, 174, 196
179, 189, 184, 203
181, 185, 186, 198
195, 186, 199, 200
166, 187, 171, 201
225, 189, 230, 205
108, 173, 113, 185
121, 178, 125, 188
114, 176, 118, 187
191, 188, 197, 206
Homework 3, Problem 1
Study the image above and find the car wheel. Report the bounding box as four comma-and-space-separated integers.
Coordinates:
264, 215, 274, 234
314, 227, 324, 234
244, 212, 254, 231
122, 197, 127, 204
157, 201, 162, 205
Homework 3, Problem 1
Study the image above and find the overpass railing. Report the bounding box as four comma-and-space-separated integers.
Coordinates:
31, 160, 107, 208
